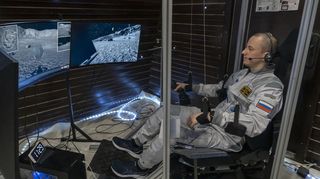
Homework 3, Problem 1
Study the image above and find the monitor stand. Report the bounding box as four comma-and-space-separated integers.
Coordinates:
61, 69, 100, 143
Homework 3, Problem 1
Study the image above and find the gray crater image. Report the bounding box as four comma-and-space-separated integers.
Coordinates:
58, 22, 71, 38
0, 22, 70, 83
81, 24, 141, 65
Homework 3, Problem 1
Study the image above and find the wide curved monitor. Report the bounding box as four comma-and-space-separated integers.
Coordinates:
0, 21, 70, 90
70, 22, 141, 67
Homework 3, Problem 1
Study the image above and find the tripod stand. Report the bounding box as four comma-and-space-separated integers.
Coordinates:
61, 69, 100, 142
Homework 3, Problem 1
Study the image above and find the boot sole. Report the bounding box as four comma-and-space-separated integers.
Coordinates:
111, 166, 145, 178
112, 139, 141, 159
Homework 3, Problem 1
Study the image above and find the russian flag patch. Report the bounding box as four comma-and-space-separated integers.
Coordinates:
256, 100, 273, 113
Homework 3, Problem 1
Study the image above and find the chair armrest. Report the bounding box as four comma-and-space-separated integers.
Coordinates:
174, 148, 229, 159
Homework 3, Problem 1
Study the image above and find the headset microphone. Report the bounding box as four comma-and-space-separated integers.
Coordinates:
248, 57, 265, 60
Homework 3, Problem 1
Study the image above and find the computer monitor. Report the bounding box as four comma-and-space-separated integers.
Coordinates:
70, 22, 141, 67
0, 49, 19, 179
0, 21, 71, 90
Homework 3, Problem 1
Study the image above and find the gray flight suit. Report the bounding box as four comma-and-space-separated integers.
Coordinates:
133, 67, 283, 169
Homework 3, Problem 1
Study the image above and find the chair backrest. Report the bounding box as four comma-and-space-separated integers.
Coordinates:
245, 120, 274, 151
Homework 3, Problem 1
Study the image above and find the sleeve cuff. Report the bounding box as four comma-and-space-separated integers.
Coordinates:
192, 84, 200, 93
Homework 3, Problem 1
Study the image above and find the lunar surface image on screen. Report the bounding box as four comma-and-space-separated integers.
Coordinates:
58, 22, 71, 52
0, 22, 70, 83
58, 22, 71, 38
58, 37, 70, 52
81, 24, 141, 65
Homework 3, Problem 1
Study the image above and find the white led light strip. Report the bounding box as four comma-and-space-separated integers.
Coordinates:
82, 94, 160, 121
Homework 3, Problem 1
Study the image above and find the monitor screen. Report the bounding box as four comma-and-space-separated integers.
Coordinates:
0, 21, 70, 90
70, 22, 141, 67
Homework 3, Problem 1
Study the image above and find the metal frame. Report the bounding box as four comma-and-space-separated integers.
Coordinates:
233, 0, 250, 72
162, 0, 172, 178
271, 0, 319, 178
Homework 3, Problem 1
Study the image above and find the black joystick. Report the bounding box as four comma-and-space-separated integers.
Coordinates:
185, 71, 192, 92
172, 72, 192, 106
196, 97, 212, 124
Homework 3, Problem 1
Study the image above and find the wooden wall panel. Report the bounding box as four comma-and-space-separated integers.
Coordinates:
0, 0, 160, 20
317, 102, 320, 114
305, 94, 320, 166
0, 0, 161, 138
149, 0, 234, 105
312, 114, 320, 128
17, 73, 69, 134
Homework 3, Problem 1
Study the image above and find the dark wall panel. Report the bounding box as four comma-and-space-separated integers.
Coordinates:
285, 1, 320, 164
248, 0, 305, 45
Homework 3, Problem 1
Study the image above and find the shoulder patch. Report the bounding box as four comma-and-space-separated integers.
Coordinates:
240, 85, 252, 97
256, 100, 274, 113
264, 93, 276, 99
265, 81, 283, 89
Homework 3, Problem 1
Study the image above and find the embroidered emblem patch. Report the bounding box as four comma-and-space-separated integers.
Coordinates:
256, 100, 273, 113
264, 93, 276, 99
240, 86, 252, 97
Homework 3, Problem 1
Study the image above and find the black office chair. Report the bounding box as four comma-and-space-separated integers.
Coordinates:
170, 71, 288, 179
171, 118, 279, 179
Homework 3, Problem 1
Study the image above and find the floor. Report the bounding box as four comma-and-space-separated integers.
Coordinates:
280, 157, 320, 179
10, 91, 320, 179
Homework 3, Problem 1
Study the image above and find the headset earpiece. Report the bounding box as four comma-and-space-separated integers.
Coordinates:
264, 52, 272, 63
264, 32, 273, 64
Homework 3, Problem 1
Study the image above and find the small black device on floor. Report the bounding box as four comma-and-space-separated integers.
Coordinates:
297, 166, 309, 178
27, 142, 46, 163
19, 144, 86, 179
